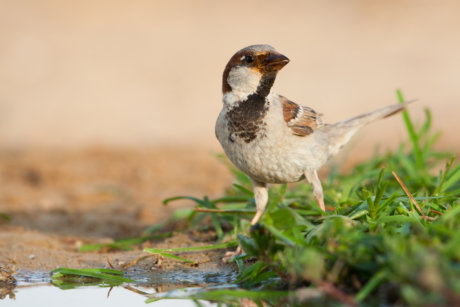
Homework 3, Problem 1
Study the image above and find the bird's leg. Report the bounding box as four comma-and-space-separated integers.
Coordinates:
250, 181, 269, 225
305, 169, 326, 212
222, 180, 268, 263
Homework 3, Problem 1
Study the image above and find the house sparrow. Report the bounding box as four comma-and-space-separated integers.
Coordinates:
216, 44, 408, 262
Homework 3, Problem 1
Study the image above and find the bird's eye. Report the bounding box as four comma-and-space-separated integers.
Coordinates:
244, 55, 254, 63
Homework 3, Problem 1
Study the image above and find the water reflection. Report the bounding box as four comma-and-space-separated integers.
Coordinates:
1, 268, 296, 306
1, 285, 217, 307
1, 269, 233, 306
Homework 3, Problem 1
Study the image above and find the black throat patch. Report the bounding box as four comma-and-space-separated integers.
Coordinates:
226, 94, 269, 143
225, 73, 276, 143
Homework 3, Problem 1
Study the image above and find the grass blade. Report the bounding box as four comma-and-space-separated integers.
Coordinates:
355, 270, 387, 302
396, 89, 424, 172
51, 268, 134, 283
151, 252, 195, 263
144, 241, 238, 254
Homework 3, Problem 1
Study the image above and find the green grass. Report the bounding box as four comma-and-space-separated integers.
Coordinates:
144, 241, 238, 264
50, 268, 134, 289
163, 90, 460, 306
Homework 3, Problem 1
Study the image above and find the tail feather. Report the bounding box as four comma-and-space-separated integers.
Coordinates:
321, 102, 411, 157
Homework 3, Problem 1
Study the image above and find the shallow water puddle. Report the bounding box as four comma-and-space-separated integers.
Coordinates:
2, 285, 151, 307
1, 269, 243, 306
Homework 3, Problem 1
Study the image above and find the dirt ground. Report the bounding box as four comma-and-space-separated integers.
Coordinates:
0, 147, 234, 272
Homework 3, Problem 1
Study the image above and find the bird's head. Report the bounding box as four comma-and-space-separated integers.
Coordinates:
222, 45, 289, 102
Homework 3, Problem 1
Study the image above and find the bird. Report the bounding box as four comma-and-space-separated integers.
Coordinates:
215, 44, 409, 262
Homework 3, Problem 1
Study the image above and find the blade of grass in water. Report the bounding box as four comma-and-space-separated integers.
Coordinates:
51, 268, 134, 283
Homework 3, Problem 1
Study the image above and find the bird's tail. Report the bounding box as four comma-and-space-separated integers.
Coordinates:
321, 102, 411, 157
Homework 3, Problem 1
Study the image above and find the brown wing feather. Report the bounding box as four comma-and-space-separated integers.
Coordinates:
281, 96, 323, 136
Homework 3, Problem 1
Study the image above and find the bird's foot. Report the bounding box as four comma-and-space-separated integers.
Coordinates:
222, 245, 243, 263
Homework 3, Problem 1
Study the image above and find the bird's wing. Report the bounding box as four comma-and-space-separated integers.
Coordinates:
280, 96, 324, 136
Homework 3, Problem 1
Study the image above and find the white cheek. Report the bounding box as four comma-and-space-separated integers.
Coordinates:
227, 66, 261, 99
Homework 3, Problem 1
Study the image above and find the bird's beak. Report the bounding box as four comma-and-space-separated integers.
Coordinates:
263, 52, 290, 71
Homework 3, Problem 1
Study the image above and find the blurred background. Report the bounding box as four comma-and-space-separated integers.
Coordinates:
1, 0, 459, 153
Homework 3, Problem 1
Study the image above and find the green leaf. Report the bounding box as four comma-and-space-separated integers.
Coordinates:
150, 252, 195, 263
355, 270, 387, 302
51, 268, 134, 283
233, 184, 254, 197
238, 234, 259, 257
163, 196, 207, 206
263, 224, 297, 246
144, 241, 238, 254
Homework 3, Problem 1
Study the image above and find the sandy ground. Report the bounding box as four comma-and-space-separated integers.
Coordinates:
0, 147, 233, 272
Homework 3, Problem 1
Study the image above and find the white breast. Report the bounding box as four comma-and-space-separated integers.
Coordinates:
216, 94, 329, 184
